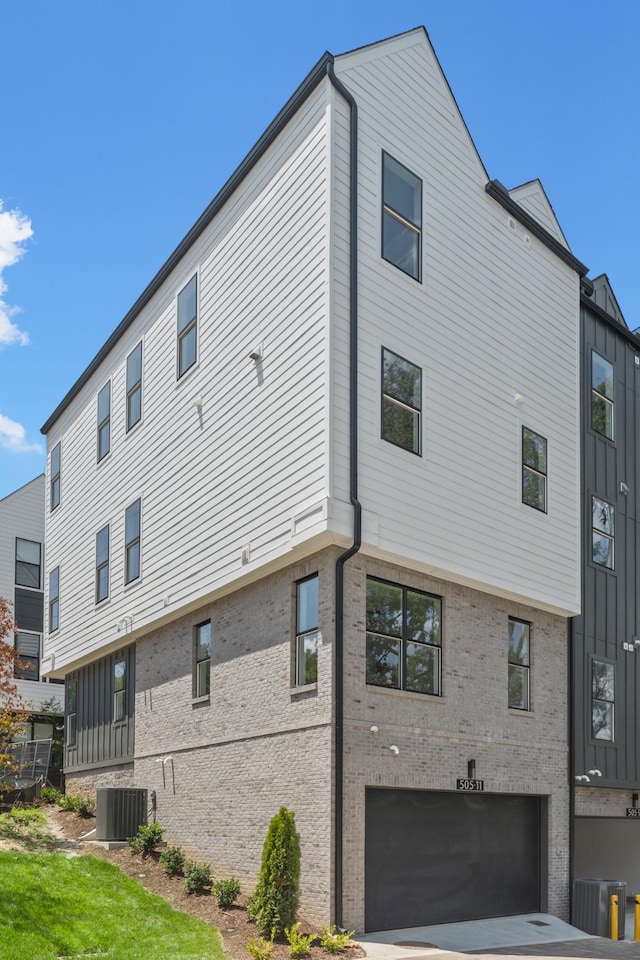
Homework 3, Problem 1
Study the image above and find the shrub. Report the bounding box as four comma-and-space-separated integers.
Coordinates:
247, 934, 274, 960
285, 922, 316, 958
40, 786, 63, 805
184, 861, 212, 894
319, 927, 357, 954
127, 822, 164, 856
251, 807, 300, 938
58, 794, 95, 817
159, 845, 185, 876
213, 876, 241, 908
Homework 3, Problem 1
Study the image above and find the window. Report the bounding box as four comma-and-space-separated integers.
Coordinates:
522, 427, 547, 512
49, 567, 59, 632
591, 352, 614, 439
296, 575, 318, 685
50, 442, 61, 510
195, 621, 211, 698
15, 538, 41, 589
382, 152, 422, 280
14, 632, 40, 681
113, 660, 126, 722
124, 499, 141, 583
592, 496, 614, 569
508, 619, 530, 710
97, 381, 111, 460
67, 677, 77, 747
95, 525, 110, 603
126, 342, 142, 431
382, 349, 421, 454
366, 577, 441, 695
177, 275, 197, 378
592, 660, 614, 741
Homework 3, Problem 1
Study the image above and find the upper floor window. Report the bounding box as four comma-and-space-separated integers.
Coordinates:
177, 275, 197, 378
126, 342, 142, 431
522, 427, 547, 512
296, 575, 318, 686
50, 442, 61, 510
49, 567, 60, 632
95, 525, 110, 603
66, 677, 77, 747
15, 538, 41, 589
113, 660, 126, 722
591, 352, 614, 440
508, 618, 531, 711
124, 499, 141, 584
366, 577, 441, 695
14, 632, 40, 681
194, 621, 211, 698
592, 659, 614, 741
97, 381, 111, 460
382, 348, 421, 455
382, 152, 422, 281
592, 496, 614, 569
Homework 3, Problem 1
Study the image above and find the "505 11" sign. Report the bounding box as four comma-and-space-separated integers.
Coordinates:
456, 778, 484, 791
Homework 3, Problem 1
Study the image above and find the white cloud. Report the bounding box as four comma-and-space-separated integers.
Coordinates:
0, 413, 43, 454
0, 200, 33, 347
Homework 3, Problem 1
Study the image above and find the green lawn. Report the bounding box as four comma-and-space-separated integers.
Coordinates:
0, 851, 224, 960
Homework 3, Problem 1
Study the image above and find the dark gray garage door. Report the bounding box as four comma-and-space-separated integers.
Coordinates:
365, 788, 542, 931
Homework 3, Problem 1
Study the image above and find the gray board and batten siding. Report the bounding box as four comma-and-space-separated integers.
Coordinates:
573, 279, 640, 787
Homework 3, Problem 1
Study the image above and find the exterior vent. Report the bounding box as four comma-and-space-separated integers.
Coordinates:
573, 878, 626, 939
241, 545, 251, 564
96, 787, 148, 841
507, 216, 517, 232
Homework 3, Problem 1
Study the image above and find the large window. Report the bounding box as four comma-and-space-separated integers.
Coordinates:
113, 660, 126, 722
95, 525, 110, 603
15, 538, 41, 589
124, 499, 141, 584
49, 567, 60, 633
591, 352, 614, 439
97, 381, 111, 460
295, 575, 318, 686
508, 619, 530, 710
194, 621, 211, 698
592, 660, 614, 741
366, 577, 441, 695
382, 348, 421, 454
177, 275, 197, 378
592, 496, 614, 569
382, 152, 422, 281
522, 427, 547, 512
14, 632, 40, 681
50, 442, 61, 511
67, 677, 77, 747
126, 342, 143, 431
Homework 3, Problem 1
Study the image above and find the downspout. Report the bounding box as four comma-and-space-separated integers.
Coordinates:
326, 60, 360, 928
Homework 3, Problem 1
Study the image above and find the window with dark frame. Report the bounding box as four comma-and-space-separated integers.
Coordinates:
295, 575, 318, 686
97, 381, 111, 460
592, 496, 614, 569
366, 577, 441, 695
124, 499, 141, 584
592, 659, 614, 741
67, 677, 77, 747
195, 621, 211, 698
508, 618, 530, 710
15, 538, 41, 589
50, 442, 61, 510
522, 427, 547, 512
49, 567, 60, 632
14, 632, 40, 681
113, 660, 126, 722
591, 352, 614, 440
382, 152, 422, 281
382, 348, 422, 454
177, 275, 197, 378
126, 342, 142, 431
95, 525, 109, 603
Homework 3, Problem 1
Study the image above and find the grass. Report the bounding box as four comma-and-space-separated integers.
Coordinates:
0, 851, 224, 960
0, 806, 56, 849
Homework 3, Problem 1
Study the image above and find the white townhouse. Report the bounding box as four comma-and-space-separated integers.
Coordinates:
41, 28, 586, 931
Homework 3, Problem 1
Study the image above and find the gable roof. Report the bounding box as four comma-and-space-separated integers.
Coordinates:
508, 180, 569, 249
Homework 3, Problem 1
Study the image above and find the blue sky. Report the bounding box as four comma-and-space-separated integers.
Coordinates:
0, 0, 638, 499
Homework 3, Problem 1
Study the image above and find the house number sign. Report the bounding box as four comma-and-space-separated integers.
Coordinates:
456, 778, 484, 791
626, 808, 640, 818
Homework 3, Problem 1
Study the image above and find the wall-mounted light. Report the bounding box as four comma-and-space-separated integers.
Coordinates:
369, 726, 379, 734
513, 393, 525, 405
389, 745, 399, 755
117, 615, 134, 633
249, 343, 263, 362
468, 759, 476, 779
192, 396, 203, 410
588, 769, 602, 777
575, 774, 591, 783
620, 481, 630, 495
633, 793, 639, 809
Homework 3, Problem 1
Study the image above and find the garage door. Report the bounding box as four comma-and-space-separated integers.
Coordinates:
365, 788, 542, 931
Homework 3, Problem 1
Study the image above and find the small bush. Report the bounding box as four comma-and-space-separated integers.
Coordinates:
213, 876, 241, 908
184, 861, 212, 894
319, 927, 357, 954
247, 934, 274, 960
285, 922, 316, 958
127, 822, 164, 856
58, 793, 95, 816
159, 845, 185, 876
251, 807, 301, 938
40, 786, 63, 805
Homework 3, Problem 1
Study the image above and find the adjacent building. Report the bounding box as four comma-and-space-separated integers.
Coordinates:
41, 28, 587, 930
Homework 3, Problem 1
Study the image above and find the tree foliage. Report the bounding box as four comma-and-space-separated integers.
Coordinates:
251, 807, 301, 938
0, 597, 30, 769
